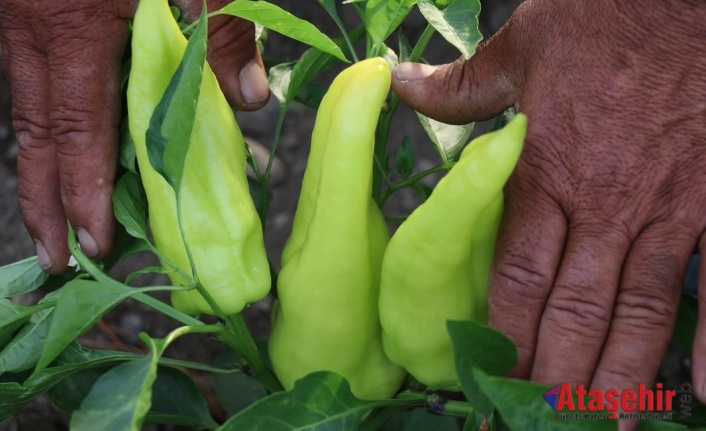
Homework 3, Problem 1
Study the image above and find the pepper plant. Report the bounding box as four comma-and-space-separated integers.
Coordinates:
0, 0, 702, 430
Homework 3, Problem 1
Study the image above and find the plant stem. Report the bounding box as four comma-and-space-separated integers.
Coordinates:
220, 313, 283, 393
148, 243, 192, 283
332, 15, 359, 62
259, 105, 288, 225
398, 391, 474, 417
175, 188, 229, 318
67, 224, 203, 327
409, 24, 436, 63
372, 95, 399, 201
378, 163, 449, 207
440, 400, 475, 417
372, 23, 436, 202
164, 324, 224, 345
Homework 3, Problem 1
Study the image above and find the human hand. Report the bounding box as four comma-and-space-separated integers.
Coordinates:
0, 0, 268, 274
392, 0, 706, 428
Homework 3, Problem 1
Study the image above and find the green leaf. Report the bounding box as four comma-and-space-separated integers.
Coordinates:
255, 23, 268, 54
0, 343, 134, 420
70, 353, 158, 431
288, 26, 365, 102
149, 366, 218, 429
71, 329, 215, 431
146, 4, 207, 192
113, 172, 148, 240
0, 257, 49, 298
25, 342, 236, 392
213, 371, 267, 416
398, 30, 413, 63
0, 380, 34, 420
0, 308, 53, 374
673, 295, 697, 356
365, 0, 417, 52
211, 347, 267, 416
411, 181, 433, 201
215, 1, 348, 63
382, 43, 399, 68
53, 365, 218, 430
381, 409, 460, 430
118, 236, 152, 261
26, 343, 122, 391
0, 301, 51, 349
490, 109, 516, 132
34, 280, 134, 375
0, 300, 27, 347
119, 120, 137, 174
471, 369, 616, 431
268, 62, 295, 107
417, 0, 482, 60
294, 82, 329, 109
246, 176, 273, 214
395, 137, 415, 179
125, 266, 174, 285
448, 320, 517, 416
218, 372, 381, 430
48, 366, 109, 414
416, 113, 474, 164
316, 0, 339, 18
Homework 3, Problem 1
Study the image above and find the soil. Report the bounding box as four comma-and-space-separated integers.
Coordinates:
0, 1, 692, 430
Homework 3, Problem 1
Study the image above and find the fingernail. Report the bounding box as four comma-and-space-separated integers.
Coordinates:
239, 60, 269, 104
395, 62, 439, 81
34, 240, 52, 270
76, 228, 100, 258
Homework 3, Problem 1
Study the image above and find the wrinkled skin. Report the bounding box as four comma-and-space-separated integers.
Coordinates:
0, 0, 267, 274
393, 1, 706, 429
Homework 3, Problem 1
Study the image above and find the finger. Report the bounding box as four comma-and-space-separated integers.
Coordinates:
591, 226, 691, 428
488, 176, 567, 379
531, 219, 632, 386
0, 19, 70, 274
391, 19, 524, 124
45, 6, 127, 260
694, 235, 706, 404
175, 0, 269, 110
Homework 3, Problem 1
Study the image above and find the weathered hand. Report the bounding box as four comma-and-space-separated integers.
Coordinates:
0, 0, 268, 274
393, 1, 706, 428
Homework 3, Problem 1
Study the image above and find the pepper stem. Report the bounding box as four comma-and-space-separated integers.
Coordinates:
221, 313, 284, 393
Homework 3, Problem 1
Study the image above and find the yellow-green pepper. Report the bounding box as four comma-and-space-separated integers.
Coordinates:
269, 58, 406, 400
379, 114, 527, 387
127, 0, 270, 316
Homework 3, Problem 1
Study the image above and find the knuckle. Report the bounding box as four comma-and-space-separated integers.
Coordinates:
594, 363, 638, 385
59, 183, 85, 201
543, 286, 612, 339
17, 187, 40, 213
570, 217, 634, 249
12, 110, 51, 150
491, 256, 553, 304
52, 117, 92, 147
613, 287, 677, 332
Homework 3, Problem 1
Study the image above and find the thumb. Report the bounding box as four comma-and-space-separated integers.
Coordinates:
392, 24, 523, 125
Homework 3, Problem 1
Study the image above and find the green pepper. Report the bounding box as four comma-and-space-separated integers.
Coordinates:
379, 114, 527, 387
268, 58, 406, 400
127, 0, 270, 316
